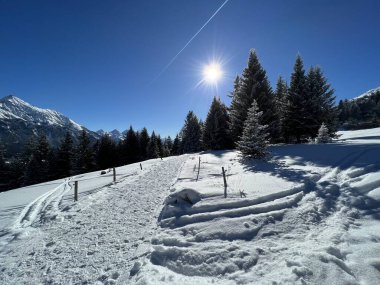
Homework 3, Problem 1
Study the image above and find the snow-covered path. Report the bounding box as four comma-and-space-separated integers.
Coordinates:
0, 156, 186, 284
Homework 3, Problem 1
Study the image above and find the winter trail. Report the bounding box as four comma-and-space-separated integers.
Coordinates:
0, 156, 186, 285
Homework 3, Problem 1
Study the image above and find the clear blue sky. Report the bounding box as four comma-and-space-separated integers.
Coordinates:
1, 0, 379, 137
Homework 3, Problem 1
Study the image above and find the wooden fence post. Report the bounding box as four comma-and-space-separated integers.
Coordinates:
113, 167, 116, 182
196, 156, 201, 181
140, 163, 143, 170
222, 167, 227, 198
74, 181, 78, 202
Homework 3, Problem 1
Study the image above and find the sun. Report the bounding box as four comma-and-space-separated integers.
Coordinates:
203, 62, 223, 84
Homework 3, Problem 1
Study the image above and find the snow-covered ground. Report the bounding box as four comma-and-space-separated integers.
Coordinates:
1, 128, 380, 284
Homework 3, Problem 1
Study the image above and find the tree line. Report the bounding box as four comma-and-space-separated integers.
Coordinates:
0, 49, 339, 192
176, 50, 338, 158
0, 127, 177, 192
337, 89, 380, 130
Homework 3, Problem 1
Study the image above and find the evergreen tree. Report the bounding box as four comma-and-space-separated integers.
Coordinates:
229, 49, 277, 143
181, 111, 203, 153
147, 131, 160, 159
237, 100, 269, 159
274, 76, 288, 142
96, 134, 117, 169
202, 97, 232, 150
23, 134, 51, 185
76, 130, 95, 173
138, 127, 150, 160
316, 123, 332, 143
121, 126, 140, 164
157, 135, 163, 158
171, 134, 181, 155
284, 54, 308, 142
163, 136, 173, 157
55, 132, 74, 178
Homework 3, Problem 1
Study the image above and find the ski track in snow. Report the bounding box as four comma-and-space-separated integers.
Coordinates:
0, 157, 187, 284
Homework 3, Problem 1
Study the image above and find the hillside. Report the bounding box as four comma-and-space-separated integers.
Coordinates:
0, 128, 379, 284
338, 88, 380, 130
0, 95, 100, 155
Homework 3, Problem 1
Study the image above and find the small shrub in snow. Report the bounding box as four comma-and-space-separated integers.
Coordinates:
316, 123, 332, 143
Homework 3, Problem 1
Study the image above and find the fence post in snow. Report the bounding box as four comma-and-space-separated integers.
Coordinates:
74, 181, 78, 202
113, 167, 116, 183
222, 167, 227, 198
140, 163, 143, 170
196, 156, 201, 181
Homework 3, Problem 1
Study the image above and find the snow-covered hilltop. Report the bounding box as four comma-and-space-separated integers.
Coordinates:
353, 87, 380, 101
0, 128, 380, 284
0, 95, 99, 154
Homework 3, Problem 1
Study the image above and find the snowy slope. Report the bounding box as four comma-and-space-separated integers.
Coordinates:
1, 128, 380, 284
352, 87, 380, 100
0, 95, 82, 129
0, 95, 99, 154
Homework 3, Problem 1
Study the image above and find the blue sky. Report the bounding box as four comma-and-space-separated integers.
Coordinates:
0, 0, 379, 137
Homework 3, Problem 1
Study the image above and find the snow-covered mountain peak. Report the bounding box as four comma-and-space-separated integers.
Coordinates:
0, 95, 82, 130
353, 87, 380, 100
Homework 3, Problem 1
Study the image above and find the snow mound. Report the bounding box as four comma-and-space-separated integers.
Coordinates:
165, 188, 202, 205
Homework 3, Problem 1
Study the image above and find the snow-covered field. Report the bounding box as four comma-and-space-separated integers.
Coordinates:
1, 128, 380, 284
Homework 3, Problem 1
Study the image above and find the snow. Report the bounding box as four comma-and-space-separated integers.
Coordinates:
0, 95, 83, 130
1, 128, 380, 284
352, 87, 380, 100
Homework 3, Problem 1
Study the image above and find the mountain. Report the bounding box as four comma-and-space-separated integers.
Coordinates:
96, 129, 123, 141
338, 87, 380, 130
0, 95, 100, 156
352, 87, 380, 101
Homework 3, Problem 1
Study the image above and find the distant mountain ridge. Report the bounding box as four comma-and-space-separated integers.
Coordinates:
0, 95, 101, 156
352, 87, 380, 101
338, 87, 380, 130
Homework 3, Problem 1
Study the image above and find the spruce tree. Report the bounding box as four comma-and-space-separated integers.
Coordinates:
237, 100, 269, 159
202, 97, 232, 150
229, 49, 277, 143
181, 111, 203, 153
96, 134, 117, 169
76, 130, 95, 174
274, 76, 288, 142
55, 132, 74, 178
171, 134, 181, 155
316, 123, 332, 143
122, 126, 140, 164
138, 127, 150, 160
147, 131, 160, 159
284, 54, 308, 142
23, 134, 51, 185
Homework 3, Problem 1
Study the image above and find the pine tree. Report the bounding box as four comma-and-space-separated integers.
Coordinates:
138, 127, 150, 160
181, 111, 203, 153
202, 97, 232, 150
229, 49, 277, 143
236, 100, 269, 159
316, 123, 332, 143
274, 76, 288, 142
157, 135, 163, 158
284, 54, 308, 142
121, 126, 140, 164
147, 131, 160, 159
75, 130, 95, 174
163, 136, 173, 157
23, 134, 51, 185
55, 132, 74, 178
171, 134, 181, 155
96, 134, 117, 169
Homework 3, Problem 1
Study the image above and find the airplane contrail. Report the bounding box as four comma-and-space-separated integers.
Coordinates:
150, 0, 230, 84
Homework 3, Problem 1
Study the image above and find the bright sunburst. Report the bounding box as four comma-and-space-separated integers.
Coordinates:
203, 62, 223, 84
